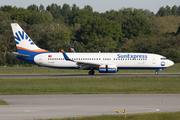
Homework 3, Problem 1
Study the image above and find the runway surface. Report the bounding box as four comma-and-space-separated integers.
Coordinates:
0, 94, 180, 120
0, 73, 180, 78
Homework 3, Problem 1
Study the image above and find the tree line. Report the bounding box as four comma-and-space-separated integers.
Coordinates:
0, 4, 180, 66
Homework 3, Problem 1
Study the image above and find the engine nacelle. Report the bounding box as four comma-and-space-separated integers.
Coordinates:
99, 65, 117, 73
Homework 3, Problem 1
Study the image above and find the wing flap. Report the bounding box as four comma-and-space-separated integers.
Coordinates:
76, 61, 101, 67
76, 61, 101, 70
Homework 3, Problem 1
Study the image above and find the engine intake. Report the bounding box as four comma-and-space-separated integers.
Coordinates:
99, 65, 117, 73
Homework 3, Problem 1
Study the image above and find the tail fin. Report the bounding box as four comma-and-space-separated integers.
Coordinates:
11, 23, 48, 55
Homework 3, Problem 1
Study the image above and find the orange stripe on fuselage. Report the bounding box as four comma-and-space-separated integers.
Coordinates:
17, 46, 49, 52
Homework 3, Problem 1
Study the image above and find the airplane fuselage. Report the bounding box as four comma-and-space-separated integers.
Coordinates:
32, 52, 173, 70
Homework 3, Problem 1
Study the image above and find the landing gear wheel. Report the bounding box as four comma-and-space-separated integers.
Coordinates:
155, 71, 158, 75
88, 70, 95, 75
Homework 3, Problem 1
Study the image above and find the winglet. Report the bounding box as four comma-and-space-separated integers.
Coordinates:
71, 48, 75, 53
61, 49, 64, 53
61, 49, 71, 61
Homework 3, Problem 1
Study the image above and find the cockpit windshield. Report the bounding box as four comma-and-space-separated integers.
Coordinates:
161, 58, 167, 60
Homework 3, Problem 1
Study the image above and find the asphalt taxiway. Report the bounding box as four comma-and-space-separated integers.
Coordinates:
0, 94, 180, 120
0, 73, 180, 78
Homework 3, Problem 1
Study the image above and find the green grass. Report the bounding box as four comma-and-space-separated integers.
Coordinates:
42, 112, 180, 120
0, 99, 8, 105
0, 66, 88, 74
0, 63, 179, 74
0, 77, 180, 95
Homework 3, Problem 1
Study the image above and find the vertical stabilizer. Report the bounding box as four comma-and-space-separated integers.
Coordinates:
11, 23, 48, 54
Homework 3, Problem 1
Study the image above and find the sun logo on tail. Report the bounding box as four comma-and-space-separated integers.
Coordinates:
14, 31, 35, 45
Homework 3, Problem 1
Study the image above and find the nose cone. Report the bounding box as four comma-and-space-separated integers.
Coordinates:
168, 60, 174, 67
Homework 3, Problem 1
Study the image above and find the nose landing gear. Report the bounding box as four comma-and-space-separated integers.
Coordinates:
155, 68, 164, 75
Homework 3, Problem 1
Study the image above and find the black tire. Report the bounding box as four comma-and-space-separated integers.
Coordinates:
88, 70, 95, 75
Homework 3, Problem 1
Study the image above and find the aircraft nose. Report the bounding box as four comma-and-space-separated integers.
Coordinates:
168, 60, 174, 66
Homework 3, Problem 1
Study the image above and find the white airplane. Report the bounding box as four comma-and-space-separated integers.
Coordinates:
10, 23, 174, 75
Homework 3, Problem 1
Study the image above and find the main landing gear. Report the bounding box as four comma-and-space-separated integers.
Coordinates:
89, 70, 95, 75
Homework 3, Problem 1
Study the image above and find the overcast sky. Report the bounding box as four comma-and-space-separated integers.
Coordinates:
1, 0, 180, 14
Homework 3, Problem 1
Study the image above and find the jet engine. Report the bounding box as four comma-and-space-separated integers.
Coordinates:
99, 65, 117, 73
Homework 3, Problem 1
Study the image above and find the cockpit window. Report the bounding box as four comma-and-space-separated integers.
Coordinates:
161, 58, 167, 60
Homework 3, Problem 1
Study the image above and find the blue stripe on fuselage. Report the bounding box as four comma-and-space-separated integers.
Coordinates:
37, 66, 167, 70
17, 49, 52, 64
117, 67, 167, 70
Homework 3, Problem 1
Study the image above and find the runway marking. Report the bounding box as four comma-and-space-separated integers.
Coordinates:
15, 110, 40, 113
23, 110, 40, 112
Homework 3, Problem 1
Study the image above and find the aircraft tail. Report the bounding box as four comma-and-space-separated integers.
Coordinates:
11, 23, 49, 55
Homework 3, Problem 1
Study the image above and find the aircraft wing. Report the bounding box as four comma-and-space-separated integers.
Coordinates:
8, 52, 30, 58
61, 50, 101, 69
76, 61, 101, 69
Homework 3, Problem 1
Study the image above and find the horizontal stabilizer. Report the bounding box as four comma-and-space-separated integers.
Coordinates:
8, 52, 30, 58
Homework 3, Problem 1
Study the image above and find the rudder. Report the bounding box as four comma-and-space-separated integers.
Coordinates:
11, 23, 48, 55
